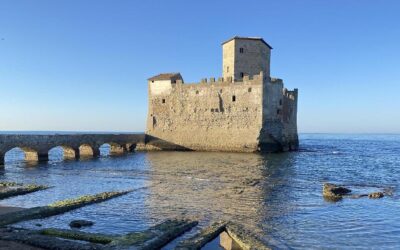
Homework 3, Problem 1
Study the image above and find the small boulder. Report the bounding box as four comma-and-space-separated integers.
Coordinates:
368, 192, 384, 199
69, 220, 94, 228
323, 183, 351, 200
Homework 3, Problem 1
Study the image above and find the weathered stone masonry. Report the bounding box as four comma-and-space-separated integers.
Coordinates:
144, 36, 299, 152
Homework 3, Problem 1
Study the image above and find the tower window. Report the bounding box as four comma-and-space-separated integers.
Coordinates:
277, 109, 280, 115
152, 116, 157, 128
162, 99, 165, 104
227, 66, 229, 72
279, 99, 282, 105
248, 87, 252, 92
196, 90, 199, 95
232, 95, 236, 102
239, 48, 244, 53
240, 72, 244, 78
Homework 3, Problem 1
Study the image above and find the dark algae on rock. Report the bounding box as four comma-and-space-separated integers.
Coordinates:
368, 192, 384, 199
0, 181, 48, 200
0, 190, 131, 227
176, 221, 227, 249
40, 228, 114, 244
0, 218, 198, 250
323, 183, 351, 201
323, 183, 390, 202
176, 221, 270, 250
69, 219, 95, 228
111, 218, 198, 249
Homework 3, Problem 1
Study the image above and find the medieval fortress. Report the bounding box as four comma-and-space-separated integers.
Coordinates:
144, 36, 298, 152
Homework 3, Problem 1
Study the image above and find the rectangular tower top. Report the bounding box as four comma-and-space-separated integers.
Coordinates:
221, 36, 273, 49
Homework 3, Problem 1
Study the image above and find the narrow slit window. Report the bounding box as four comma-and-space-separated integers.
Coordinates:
240, 72, 244, 78
239, 48, 244, 53
248, 87, 252, 92
227, 66, 229, 72
232, 95, 236, 102
279, 99, 282, 105
277, 109, 280, 115
162, 99, 165, 104
196, 90, 199, 95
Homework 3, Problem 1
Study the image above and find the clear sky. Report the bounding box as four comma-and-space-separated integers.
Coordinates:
1, 0, 399, 133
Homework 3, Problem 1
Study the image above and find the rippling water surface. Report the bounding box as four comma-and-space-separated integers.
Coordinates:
1, 134, 399, 249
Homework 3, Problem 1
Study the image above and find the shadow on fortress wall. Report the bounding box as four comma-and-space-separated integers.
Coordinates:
143, 135, 192, 151
143, 135, 298, 153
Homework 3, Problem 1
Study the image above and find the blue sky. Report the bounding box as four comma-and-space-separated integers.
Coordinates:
1, 0, 399, 133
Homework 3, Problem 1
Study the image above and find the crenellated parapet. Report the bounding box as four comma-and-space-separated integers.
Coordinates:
172, 72, 264, 89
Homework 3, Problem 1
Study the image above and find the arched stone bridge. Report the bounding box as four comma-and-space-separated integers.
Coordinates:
0, 133, 145, 165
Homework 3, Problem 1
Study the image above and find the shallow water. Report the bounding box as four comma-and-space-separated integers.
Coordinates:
0, 134, 399, 249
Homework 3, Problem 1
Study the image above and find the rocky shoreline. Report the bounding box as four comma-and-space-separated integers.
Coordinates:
0, 181, 270, 250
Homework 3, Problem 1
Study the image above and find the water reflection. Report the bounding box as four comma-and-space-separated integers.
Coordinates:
145, 152, 295, 236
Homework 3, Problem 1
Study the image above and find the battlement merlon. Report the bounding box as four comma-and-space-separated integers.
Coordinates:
147, 71, 266, 96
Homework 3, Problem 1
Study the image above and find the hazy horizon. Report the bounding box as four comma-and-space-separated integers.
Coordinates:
1, 0, 400, 133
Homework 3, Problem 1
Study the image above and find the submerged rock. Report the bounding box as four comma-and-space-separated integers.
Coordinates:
350, 194, 368, 199
368, 192, 384, 199
323, 183, 351, 200
176, 221, 227, 249
0, 190, 132, 227
40, 228, 113, 244
0, 182, 48, 200
69, 220, 94, 228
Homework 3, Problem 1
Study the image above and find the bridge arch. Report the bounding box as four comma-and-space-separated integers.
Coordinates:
99, 142, 125, 156
78, 144, 95, 159
48, 145, 76, 162
4, 147, 38, 163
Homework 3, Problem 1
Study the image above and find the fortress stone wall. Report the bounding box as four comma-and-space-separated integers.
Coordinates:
143, 36, 298, 152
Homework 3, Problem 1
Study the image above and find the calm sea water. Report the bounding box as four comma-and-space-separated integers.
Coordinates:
0, 134, 399, 249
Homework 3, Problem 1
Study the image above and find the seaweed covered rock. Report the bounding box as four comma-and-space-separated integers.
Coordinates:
323, 183, 351, 200
368, 192, 384, 199
0, 181, 48, 200
176, 221, 227, 249
69, 220, 94, 228
0, 190, 131, 227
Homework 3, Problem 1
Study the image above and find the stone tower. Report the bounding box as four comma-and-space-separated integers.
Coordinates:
222, 36, 272, 81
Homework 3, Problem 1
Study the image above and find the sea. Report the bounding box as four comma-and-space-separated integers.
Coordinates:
0, 133, 399, 249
